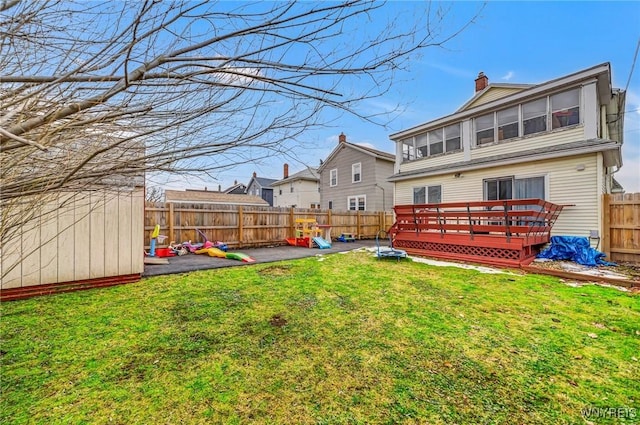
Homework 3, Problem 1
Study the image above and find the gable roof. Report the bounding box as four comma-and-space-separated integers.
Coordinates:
223, 183, 246, 194
247, 175, 278, 189
272, 167, 319, 186
165, 189, 269, 206
390, 62, 613, 141
317, 141, 395, 173
456, 83, 533, 112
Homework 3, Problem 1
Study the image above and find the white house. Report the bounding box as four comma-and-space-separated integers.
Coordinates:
272, 164, 320, 208
389, 63, 625, 244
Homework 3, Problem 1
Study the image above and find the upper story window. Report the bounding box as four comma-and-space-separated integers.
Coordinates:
475, 87, 581, 146
498, 107, 519, 140
523, 98, 547, 136
401, 123, 462, 163
352, 163, 361, 183
330, 168, 337, 187
290, 183, 294, 193
476, 113, 495, 145
551, 88, 580, 129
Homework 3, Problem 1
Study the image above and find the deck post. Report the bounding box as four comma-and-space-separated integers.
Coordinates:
168, 202, 174, 243
466, 203, 474, 240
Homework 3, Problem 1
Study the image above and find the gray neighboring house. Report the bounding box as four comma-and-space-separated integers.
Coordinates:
246, 172, 278, 206
318, 133, 395, 211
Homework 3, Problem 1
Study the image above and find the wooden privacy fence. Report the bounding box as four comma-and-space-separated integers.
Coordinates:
603, 193, 640, 264
144, 203, 394, 248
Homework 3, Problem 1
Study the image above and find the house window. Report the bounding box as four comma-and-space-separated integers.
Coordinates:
279, 189, 282, 195
348, 195, 366, 211
551, 88, 580, 129
475, 113, 495, 145
290, 183, 294, 193
428, 129, 444, 156
402, 138, 416, 161
445, 124, 461, 152
484, 176, 545, 200
413, 185, 442, 204
352, 163, 361, 183
415, 134, 428, 158
523, 98, 547, 136
330, 169, 337, 187
328, 201, 333, 210
497, 106, 519, 140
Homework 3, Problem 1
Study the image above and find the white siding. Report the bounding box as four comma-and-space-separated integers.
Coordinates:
272, 180, 320, 208
464, 87, 525, 110
470, 127, 584, 160
1, 189, 144, 289
394, 154, 600, 239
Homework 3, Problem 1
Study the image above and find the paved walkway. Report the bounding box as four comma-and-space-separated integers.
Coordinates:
143, 239, 379, 277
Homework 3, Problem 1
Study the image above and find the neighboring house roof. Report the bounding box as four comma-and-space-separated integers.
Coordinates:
248, 175, 277, 189
223, 183, 247, 194
272, 167, 319, 186
390, 62, 613, 141
318, 140, 395, 173
389, 139, 621, 182
165, 189, 269, 206
611, 177, 624, 193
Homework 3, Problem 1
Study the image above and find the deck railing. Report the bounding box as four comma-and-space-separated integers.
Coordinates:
391, 199, 563, 243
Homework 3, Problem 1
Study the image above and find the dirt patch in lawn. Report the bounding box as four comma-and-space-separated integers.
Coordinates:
269, 314, 288, 327
259, 265, 292, 277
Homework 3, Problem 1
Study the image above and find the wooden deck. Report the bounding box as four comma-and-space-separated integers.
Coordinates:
389, 199, 564, 268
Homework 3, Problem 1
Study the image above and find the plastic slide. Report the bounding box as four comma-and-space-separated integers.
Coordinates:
195, 247, 256, 263
226, 252, 256, 263
312, 236, 332, 249
195, 247, 227, 258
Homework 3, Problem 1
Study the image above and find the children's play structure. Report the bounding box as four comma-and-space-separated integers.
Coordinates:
286, 219, 332, 249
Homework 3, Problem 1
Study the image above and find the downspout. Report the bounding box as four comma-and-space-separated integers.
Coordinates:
375, 183, 385, 212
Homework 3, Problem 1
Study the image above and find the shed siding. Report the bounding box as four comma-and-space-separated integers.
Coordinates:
1, 189, 144, 289
394, 153, 600, 239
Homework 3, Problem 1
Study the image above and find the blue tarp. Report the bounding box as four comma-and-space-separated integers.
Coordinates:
537, 236, 615, 267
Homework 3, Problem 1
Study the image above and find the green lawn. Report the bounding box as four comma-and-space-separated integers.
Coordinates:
2, 250, 639, 424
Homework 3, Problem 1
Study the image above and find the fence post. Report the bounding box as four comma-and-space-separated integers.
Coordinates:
327, 209, 332, 226
356, 211, 361, 239
602, 194, 610, 258
238, 206, 244, 245
289, 207, 295, 238
168, 202, 174, 243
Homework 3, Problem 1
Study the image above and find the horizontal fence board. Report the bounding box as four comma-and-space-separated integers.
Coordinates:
144, 202, 393, 249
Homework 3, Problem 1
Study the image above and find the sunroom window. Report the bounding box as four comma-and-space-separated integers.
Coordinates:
476, 113, 494, 145
415, 134, 428, 158
551, 88, 580, 129
402, 138, 415, 161
428, 129, 444, 155
497, 107, 519, 140
445, 124, 461, 152
523, 98, 547, 135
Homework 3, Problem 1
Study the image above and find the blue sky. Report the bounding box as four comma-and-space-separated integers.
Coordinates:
167, 1, 640, 193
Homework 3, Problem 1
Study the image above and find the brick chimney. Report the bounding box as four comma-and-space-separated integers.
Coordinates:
475, 72, 488, 92
284, 163, 289, 179
253, 171, 257, 178
338, 132, 346, 143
